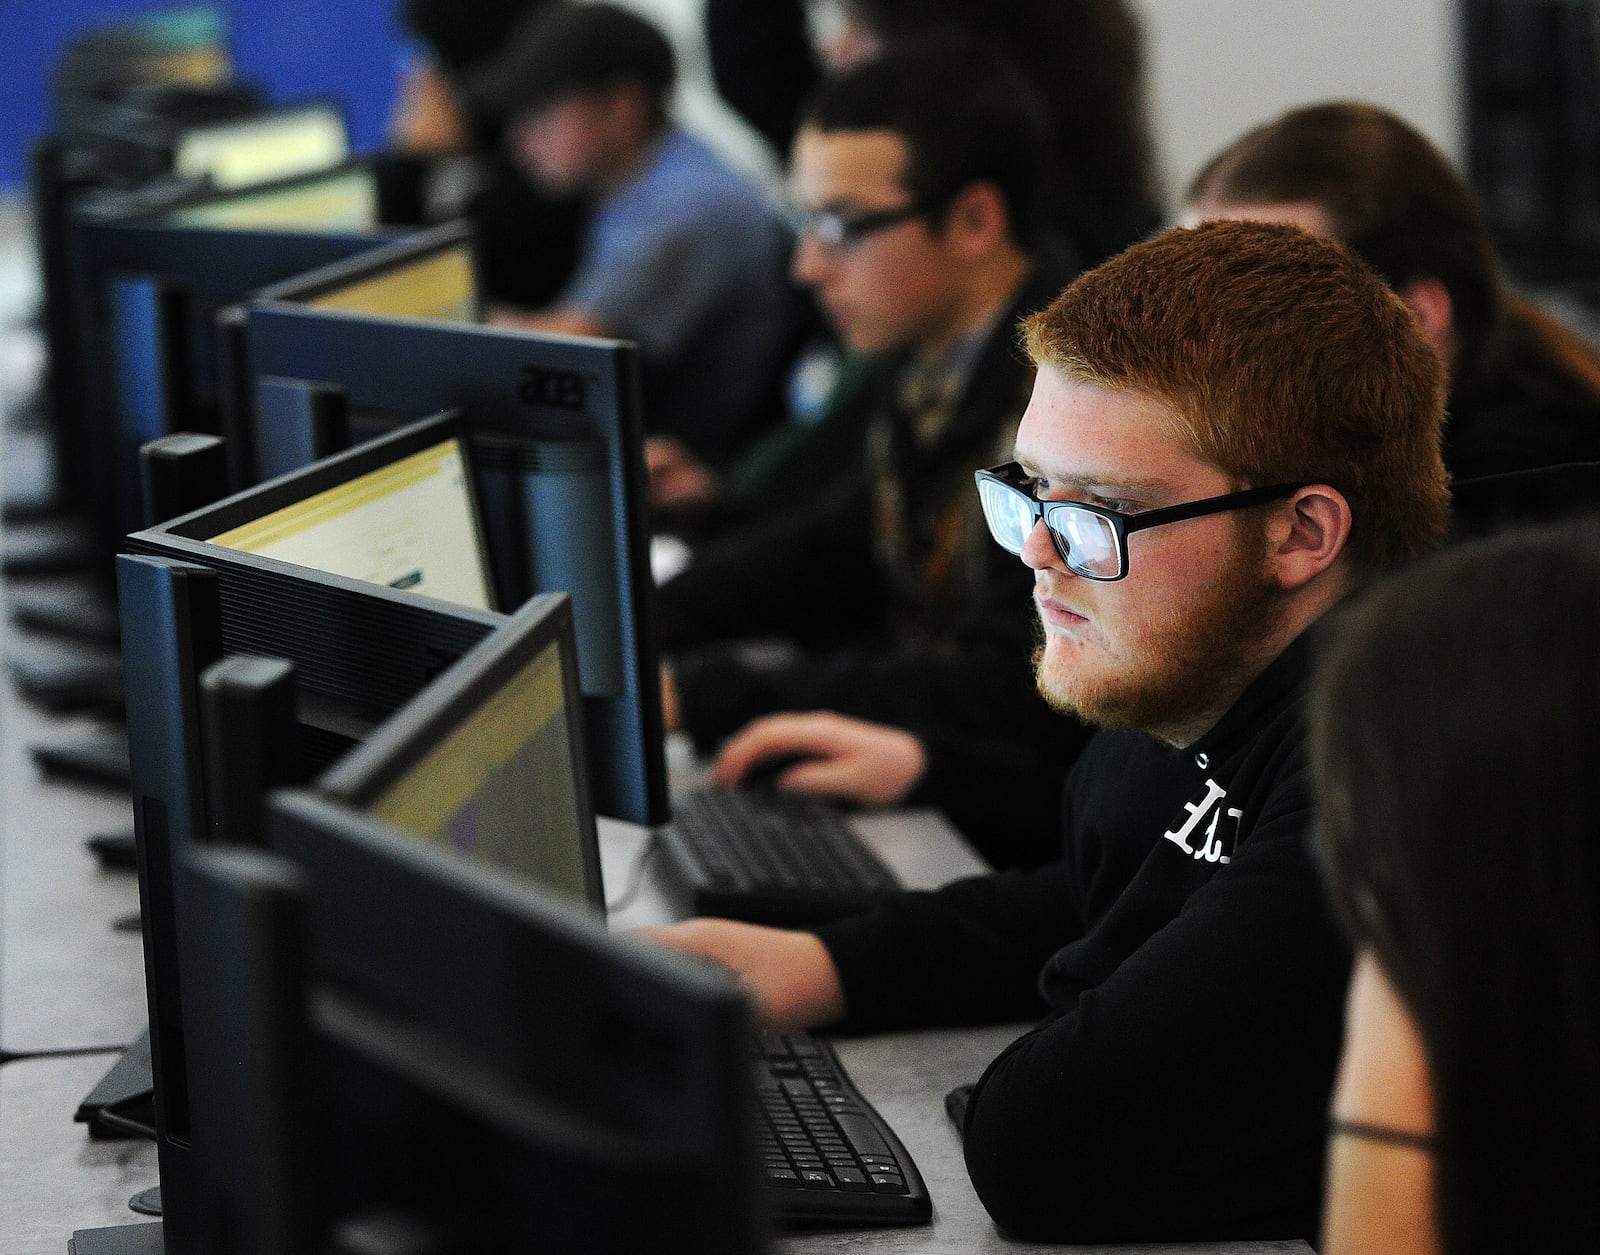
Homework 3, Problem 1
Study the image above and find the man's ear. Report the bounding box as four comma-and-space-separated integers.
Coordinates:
942, 181, 1010, 254
1269, 485, 1352, 591
1397, 276, 1455, 361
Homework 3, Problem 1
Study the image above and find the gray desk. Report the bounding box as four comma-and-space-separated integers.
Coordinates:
1, 588, 147, 1057
0, 1053, 158, 1255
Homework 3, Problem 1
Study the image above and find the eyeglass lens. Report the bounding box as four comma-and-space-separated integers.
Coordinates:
975, 478, 1122, 579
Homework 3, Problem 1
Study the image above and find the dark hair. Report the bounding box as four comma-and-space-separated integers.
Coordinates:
1187, 103, 1497, 366
1022, 219, 1450, 571
1311, 520, 1600, 1253
401, 0, 549, 76
844, 0, 1157, 262
798, 41, 1048, 249
468, 1, 676, 127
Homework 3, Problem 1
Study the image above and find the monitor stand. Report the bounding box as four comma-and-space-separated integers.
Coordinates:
32, 726, 132, 790
6, 646, 124, 714
0, 518, 97, 577
1, 473, 64, 523
9, 582, 120, 645
76, 1027, 155, 1139
68, 1222, 163, 1255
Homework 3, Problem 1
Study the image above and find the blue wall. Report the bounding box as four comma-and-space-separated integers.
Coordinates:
0, 0, 407, 191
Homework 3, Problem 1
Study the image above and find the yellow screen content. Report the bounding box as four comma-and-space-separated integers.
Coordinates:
367, 643, 589, 906
173, 107, 350, 190
165, 166, 378, 231
307, 246, 476, 323
207, 440, 494, 610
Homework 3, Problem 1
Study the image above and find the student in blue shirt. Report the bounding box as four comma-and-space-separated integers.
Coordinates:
471, 1, 794, 469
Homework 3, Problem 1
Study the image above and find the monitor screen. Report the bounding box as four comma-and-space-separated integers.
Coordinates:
319, 592, 602, 911
263, 223, 480, 323
161, 161, 379, 231
204, 425, 496, 611
168, 793, 765, 1255
172, 101, 349, 189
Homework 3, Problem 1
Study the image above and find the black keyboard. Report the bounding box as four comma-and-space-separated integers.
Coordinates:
657, 787, 901, 926
756, 1030, 931, 1226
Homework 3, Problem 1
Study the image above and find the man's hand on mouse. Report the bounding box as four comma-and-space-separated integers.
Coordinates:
709, 711, 929, 808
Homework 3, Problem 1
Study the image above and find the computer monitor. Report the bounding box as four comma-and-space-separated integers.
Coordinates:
197, 411, 497, 612
65, 163, 394, 558
156, 791, 765, 1255
228, 306, 668, 825
111, 524, 509, 1255
249, 221, 480, 323
318, 591, 602, 911
171, 100, 349, 189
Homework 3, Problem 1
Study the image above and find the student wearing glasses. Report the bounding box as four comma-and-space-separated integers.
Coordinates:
656, 44, 1085, 866
648, 219, 1452, 1243
1310, 522, 1600, 1255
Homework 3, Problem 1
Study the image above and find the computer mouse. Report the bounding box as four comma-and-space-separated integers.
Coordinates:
738, 752, 814, 792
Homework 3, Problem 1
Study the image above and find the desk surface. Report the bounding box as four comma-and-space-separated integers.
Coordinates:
1, 1052, 159, 1255
1, 572, 148, 1058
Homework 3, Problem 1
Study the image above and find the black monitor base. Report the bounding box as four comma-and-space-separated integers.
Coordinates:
31, 727, 131, 790
6, 649, 123, 714
68, 1221, 163, 1255
0, 521, 97, 577
9, 584, 120, 645
87, 829, 140, 871
76, 1029, 155, 1139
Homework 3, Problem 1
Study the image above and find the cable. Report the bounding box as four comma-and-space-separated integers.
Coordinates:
605, 831, 660, 915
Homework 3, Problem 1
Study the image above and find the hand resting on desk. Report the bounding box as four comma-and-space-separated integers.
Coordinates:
710, 711, 928, 807
639, 918, 847, 1030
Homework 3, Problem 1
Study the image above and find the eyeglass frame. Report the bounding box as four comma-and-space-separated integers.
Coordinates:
786, 195, 942, 252
973, 460, 1311, 582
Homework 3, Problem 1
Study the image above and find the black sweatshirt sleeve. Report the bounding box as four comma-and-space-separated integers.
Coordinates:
958, 811, 1350, 1244
813, 861, 1077, 1032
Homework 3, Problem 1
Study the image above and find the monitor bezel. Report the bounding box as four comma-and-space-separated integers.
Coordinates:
316, 590, 605, 915
246, 219, 482, 322
145, 408, 501, 614
224, 305, 670, 826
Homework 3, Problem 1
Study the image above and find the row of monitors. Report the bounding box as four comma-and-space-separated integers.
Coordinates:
113, 550, 762, 1254
48, 94, 755, 1254
49, 141, 667, 828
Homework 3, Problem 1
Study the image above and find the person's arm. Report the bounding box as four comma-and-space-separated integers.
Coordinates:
646, 857, 1076, 1035
702, 710, 1076, 871
709, 711, 929, 807
958, 810, 1351, 1243
640, 917, 846, 1029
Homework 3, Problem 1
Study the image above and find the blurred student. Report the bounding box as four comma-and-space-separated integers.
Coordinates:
649, 218, 1451, 1242
389, 0, 582, 307
657, 44, 1083, 865
1185, 101, 1600, 493
705, 0, 1161, 265
1311, 521, 1600, 1254
471, 1, 793, 468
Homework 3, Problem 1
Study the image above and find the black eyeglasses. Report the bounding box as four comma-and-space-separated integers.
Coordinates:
788, 199, 932, 251
974, 461, 1308, 581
